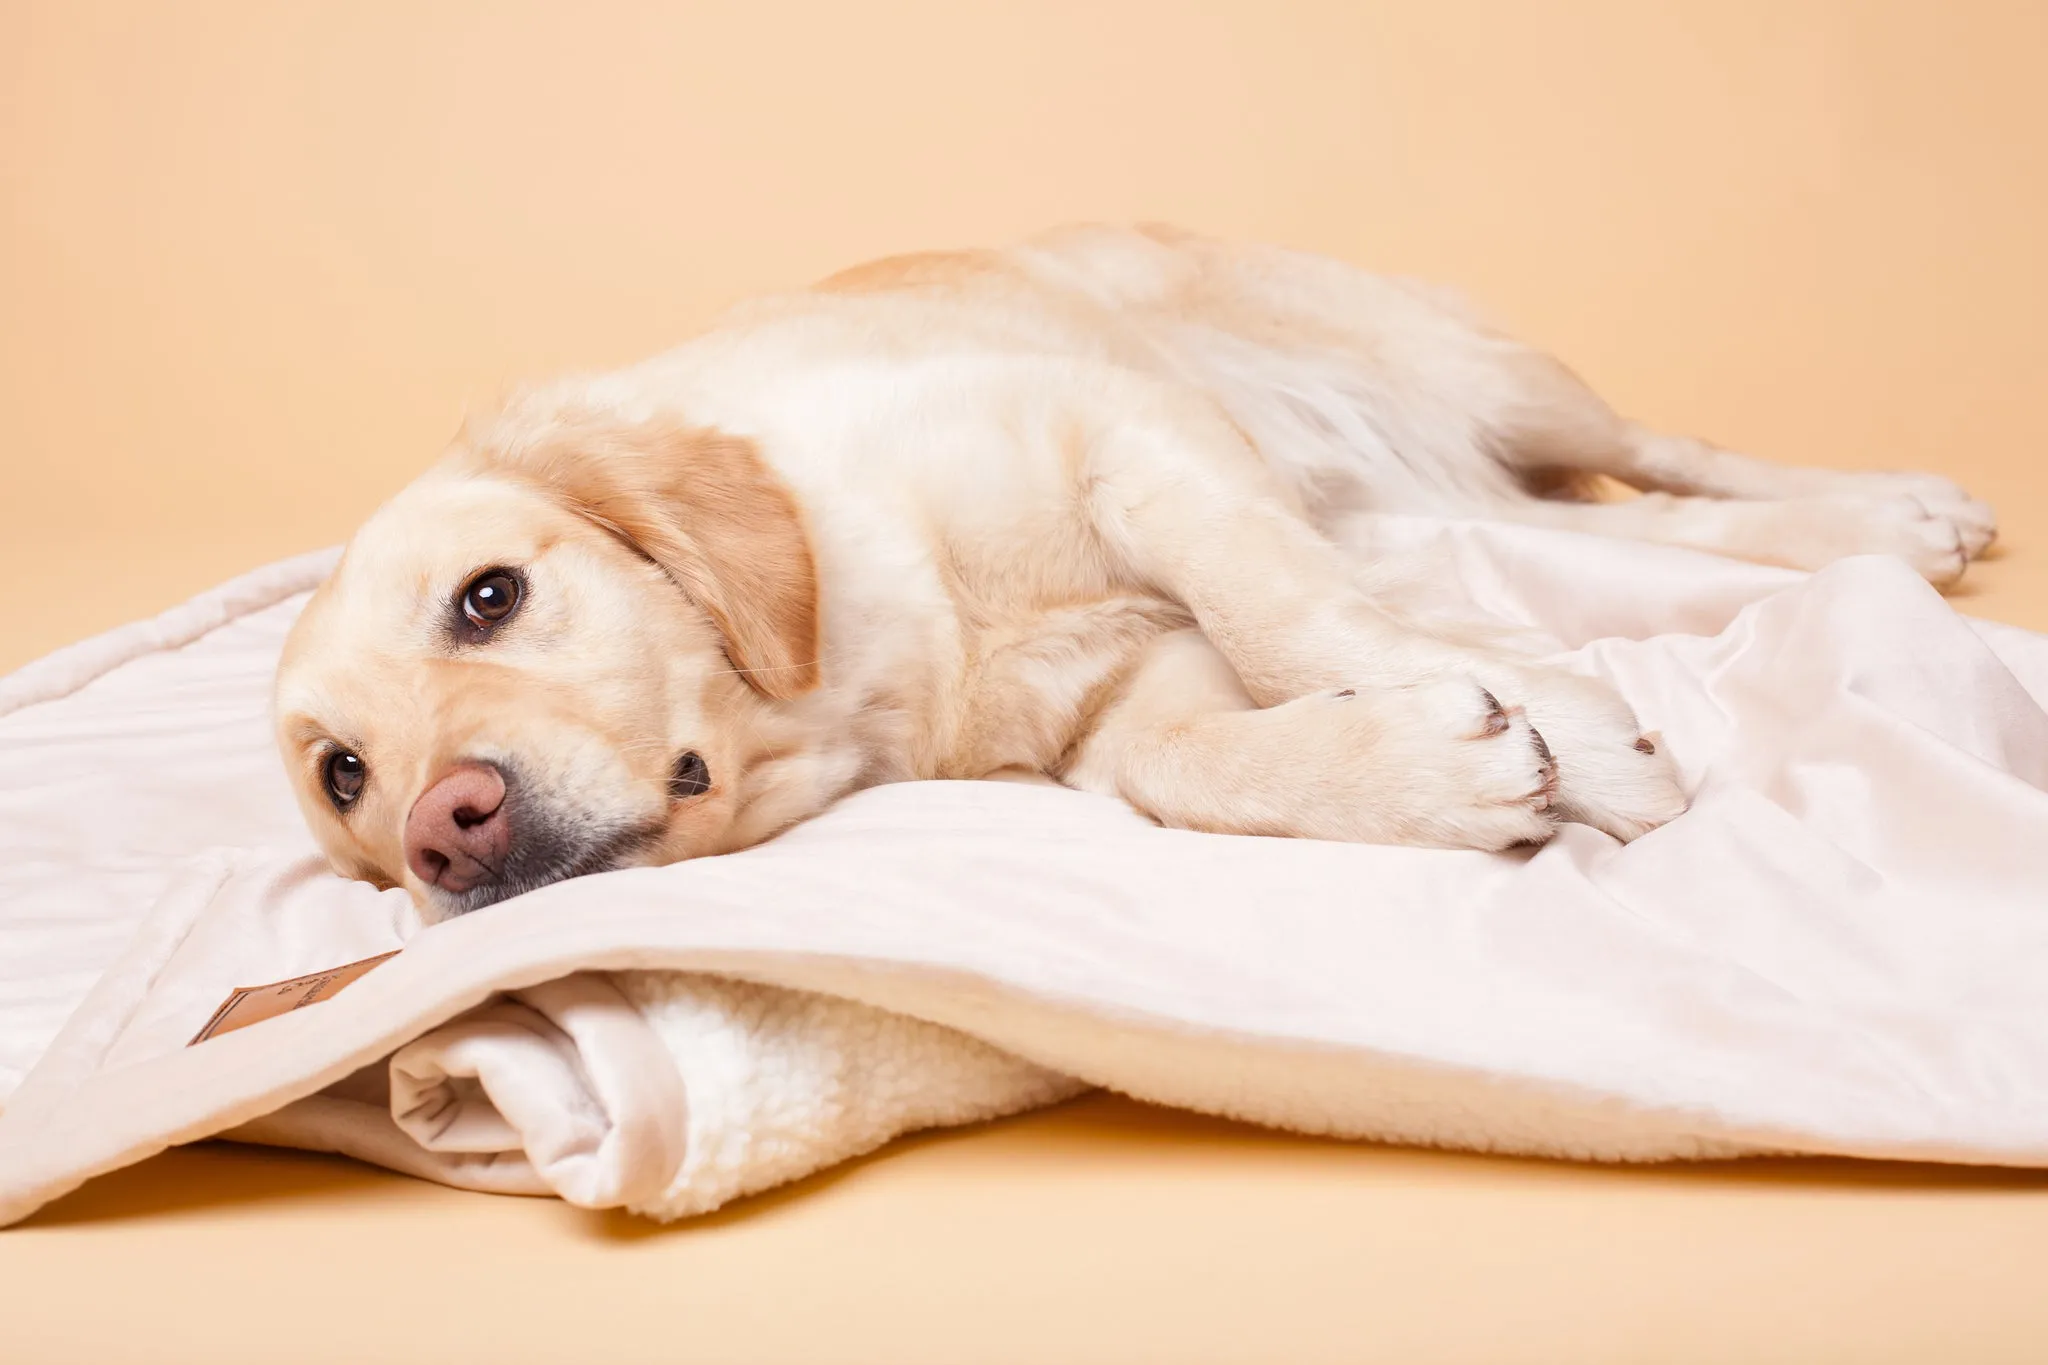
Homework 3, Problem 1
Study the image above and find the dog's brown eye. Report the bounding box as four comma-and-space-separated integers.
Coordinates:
669, 751, 711, 799
461, 570, 521, 628
324, 750, 366, 810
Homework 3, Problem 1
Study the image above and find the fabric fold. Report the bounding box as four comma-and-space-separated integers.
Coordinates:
389, 976, 690, 1207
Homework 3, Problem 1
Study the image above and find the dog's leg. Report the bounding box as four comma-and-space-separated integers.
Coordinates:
1583, 424, 1991, 522
1488, 359, 1996, 579
1497, 487, 1984, 586
1082, 389, 1684, 843
1085, 387, 1492, 702
1060, 630, 1560, 850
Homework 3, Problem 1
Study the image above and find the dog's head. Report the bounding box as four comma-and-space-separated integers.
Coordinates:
274, 400, 820, 918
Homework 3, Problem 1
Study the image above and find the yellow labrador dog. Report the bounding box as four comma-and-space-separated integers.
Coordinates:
275, 225, 1995, 917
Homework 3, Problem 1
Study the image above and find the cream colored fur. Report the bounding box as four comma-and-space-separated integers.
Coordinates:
273, 224, 1998, 916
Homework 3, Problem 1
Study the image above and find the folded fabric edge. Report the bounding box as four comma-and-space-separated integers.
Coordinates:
226, 1093, 554, 1196
1, 936, 1906, 1232
0, 547, 340, 718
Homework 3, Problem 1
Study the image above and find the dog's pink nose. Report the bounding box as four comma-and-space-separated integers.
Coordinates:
404, 762, 510, 893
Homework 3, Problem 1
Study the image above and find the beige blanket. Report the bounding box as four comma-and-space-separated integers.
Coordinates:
4, 519, 2047, 1229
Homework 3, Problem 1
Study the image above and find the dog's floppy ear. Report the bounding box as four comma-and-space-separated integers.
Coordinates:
466, 407, 822, 699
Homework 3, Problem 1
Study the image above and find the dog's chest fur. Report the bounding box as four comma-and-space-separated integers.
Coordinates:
828, 547, 1193, 787
930, 594, 1193, 779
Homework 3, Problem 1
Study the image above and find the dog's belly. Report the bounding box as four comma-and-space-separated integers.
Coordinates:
1157, 325, 1528, 522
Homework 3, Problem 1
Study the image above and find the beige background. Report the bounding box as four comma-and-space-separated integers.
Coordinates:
5, 2, 2048, 1361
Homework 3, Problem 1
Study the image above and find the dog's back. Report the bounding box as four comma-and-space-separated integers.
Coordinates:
805, 224, 1550, 520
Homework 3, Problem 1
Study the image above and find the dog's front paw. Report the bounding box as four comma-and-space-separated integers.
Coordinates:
1313, 677, 1560, 852
1472, 664, 1686, 843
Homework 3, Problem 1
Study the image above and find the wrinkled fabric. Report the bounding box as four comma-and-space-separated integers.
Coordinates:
3, 521, 2047, 1229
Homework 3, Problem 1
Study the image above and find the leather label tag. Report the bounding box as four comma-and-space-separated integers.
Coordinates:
188, 950, 401, 1045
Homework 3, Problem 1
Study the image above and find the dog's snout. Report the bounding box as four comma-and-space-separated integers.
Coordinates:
404, 761, 511, 893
